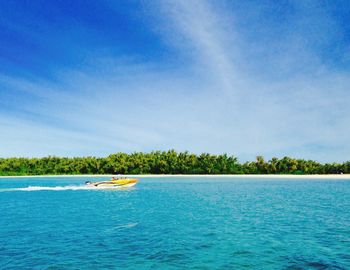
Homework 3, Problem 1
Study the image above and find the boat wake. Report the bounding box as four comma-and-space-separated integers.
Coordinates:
0, 185, 130, 192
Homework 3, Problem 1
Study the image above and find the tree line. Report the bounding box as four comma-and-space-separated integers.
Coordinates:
0, 150, 349, 176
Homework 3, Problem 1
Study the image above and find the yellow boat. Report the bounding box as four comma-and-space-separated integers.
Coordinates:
85, 177, 138, 188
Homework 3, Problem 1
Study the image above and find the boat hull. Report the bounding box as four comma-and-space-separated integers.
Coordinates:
86, 178, 138, 188
91, 182, 137, 188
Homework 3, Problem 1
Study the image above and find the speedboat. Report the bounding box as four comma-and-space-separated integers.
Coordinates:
85, 177, 138, 188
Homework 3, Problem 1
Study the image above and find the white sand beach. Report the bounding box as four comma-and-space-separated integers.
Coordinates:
1, 174, 350, 179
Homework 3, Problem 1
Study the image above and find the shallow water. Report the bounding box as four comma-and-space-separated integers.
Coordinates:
1, 177, 350, 269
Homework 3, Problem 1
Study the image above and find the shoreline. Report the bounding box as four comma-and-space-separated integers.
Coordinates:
1, 174, 350, 179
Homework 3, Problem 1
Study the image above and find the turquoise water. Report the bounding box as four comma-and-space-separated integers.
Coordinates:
1, 177, 350, 269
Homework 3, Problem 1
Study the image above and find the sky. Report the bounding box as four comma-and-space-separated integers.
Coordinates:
0, 0, 349, 162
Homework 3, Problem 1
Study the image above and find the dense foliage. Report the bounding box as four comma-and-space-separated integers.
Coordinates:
0, 151, 349, 176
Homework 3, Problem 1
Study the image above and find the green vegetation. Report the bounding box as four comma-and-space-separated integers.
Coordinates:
0, 150, 349, 176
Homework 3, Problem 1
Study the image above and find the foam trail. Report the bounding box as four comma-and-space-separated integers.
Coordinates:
0, 185, 125, 192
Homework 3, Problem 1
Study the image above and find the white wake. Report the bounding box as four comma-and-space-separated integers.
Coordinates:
0, 185, 128, 192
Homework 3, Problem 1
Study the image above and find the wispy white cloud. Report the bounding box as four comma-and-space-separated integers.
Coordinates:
155, 0, 242, 96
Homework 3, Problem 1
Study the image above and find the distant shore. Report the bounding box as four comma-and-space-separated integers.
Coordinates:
1, 174, 350, 179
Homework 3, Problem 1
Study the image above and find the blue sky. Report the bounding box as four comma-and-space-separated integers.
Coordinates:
0, 0, 349, 162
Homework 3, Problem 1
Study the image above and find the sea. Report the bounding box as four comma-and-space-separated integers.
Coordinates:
0, 176, 349, 269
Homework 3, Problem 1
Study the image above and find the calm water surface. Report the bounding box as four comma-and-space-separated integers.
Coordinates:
0, 177, 349, 269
